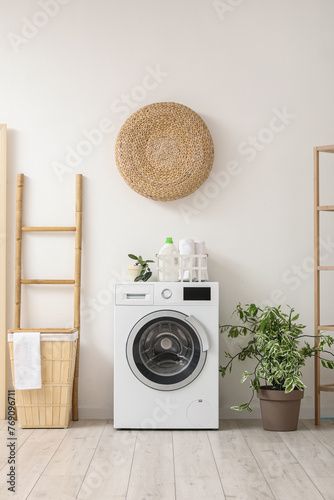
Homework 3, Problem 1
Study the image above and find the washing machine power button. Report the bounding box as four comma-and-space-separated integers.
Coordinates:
161, 288, 172, 299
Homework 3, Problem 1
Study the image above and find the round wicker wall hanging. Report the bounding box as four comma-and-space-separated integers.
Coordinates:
115, 102, 214, 201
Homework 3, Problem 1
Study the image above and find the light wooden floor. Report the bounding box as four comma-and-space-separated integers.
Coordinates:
0, 419, 334, 500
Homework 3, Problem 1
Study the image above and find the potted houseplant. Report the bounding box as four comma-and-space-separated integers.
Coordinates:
220, 304, 334, 431
128, 254, 154, 282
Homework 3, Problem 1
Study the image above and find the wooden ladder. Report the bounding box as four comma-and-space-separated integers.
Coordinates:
314, 145, 334, 424
9, 173, 83, 421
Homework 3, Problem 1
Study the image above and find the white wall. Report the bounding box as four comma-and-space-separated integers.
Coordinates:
2, 0, 334, 418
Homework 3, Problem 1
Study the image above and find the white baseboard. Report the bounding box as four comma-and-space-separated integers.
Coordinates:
220, 406, 334, 419
79, 406, 334, 420
78, 407, 112, 419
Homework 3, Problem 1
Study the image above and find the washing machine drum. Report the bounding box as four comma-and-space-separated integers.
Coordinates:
126, 310, 207, 391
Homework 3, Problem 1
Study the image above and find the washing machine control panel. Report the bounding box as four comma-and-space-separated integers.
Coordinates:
153, 283, 218, 305
115, 283, 218, 306
161, 288, 172, 299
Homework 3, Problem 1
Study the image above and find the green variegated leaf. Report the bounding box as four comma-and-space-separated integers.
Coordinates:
231, 403, 252, 412
241, 371, 251, 383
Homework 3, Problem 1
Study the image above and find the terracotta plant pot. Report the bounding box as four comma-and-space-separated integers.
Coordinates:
258, 386, 304, 431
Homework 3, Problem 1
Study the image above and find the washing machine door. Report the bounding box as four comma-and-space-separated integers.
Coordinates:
126, 310, 208, 391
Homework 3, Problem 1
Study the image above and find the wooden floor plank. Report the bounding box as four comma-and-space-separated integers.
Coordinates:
28, 420, 106, 500
1, 419, 334, 500
0, 427, 68, 499
77, 422, 137, 500
302, 419, 334, 451
127, 430, 175, 500
209, 420, 274, 499
173, 430, 225, 500
237, 420, 323, 500
279, 421, 334, 499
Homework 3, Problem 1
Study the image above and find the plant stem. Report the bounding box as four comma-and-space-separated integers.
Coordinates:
221, 324, 255, 333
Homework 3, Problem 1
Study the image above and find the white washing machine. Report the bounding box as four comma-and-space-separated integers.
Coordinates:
114, 282, 219, 429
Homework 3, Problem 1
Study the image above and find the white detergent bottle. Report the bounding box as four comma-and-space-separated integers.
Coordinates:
158, 237, 179, 282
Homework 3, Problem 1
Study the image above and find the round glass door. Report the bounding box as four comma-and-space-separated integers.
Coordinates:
126, 310, 207, 391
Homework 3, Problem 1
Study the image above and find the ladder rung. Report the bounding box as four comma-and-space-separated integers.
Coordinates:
319, 384, 334, 392
316, 145, 334, 153
8, 328, 77, 333
317, 206, 334, 211
22, 226, 76, 232
21, 279, 75, 285
318, 266, 334, 270
318, 325, 334, 331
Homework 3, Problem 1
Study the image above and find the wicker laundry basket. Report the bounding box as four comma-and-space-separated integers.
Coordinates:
8, 331, 78, 428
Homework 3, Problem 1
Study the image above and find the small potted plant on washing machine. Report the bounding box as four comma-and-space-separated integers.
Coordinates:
128, 254, 154, 282
220, 304, 334, 431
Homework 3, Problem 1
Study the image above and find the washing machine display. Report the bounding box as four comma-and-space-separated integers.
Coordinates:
126, 310, 207, 391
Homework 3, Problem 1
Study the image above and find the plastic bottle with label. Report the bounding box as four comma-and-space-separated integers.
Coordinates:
158, 237, 179, 282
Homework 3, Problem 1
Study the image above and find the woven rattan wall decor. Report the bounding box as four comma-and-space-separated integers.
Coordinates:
115, 102, 214, 201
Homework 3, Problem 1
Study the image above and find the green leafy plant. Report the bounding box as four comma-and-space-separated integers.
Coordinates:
220, 304, 334, 412
128, 254, 154, 282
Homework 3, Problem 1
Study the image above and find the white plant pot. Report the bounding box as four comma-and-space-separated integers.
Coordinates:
128, 264, 140, 281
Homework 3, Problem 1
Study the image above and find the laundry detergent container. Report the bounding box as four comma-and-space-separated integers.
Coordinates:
8, 331, 78, 428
